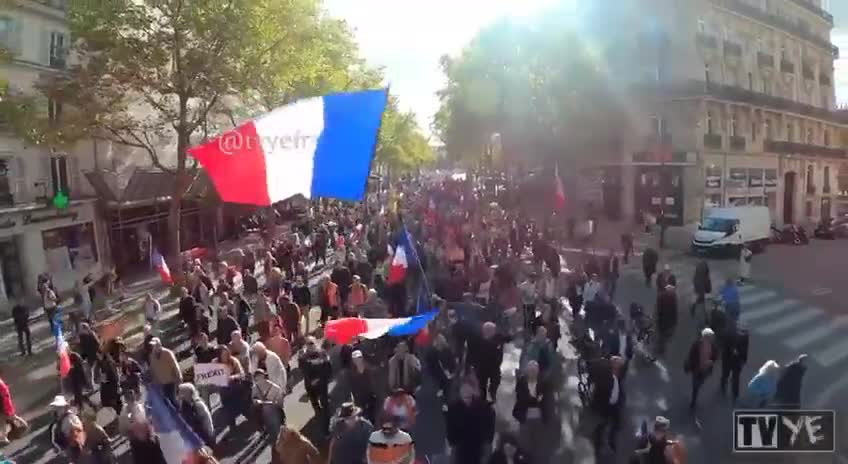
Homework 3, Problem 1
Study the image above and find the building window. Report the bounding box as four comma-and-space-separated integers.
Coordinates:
824, 166, 831, 193
806, 165, 815, 194
751, 121, 757, 140
698, 19, 705, 33
730, 113, 738, 136
762, 77, 769, 94
705, 64, 711, 86
706, 111, 714, 134
48, 31, 67, 68
781, 45, 787, 60
806, 128, 814, 144
824, 130, 831, 146
822, 197, 832, 219
42, 223, 99, 271
748, 72, 753, 90
805, 200, 813, 217
787, 123, 794, 142
50, 155, 69, 196
0, 17, 17, 53
764, 119, 772, 139
650, 116, 664, 136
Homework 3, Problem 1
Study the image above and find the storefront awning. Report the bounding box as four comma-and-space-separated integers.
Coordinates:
86, 168, 218, 208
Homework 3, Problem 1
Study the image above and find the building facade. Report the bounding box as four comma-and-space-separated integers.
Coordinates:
0, 1, 108, 311
578, 0, 847, 227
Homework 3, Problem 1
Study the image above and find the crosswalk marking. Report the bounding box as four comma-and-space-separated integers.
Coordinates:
785, 316, 848, 350
755, 309, 823, 335
814, 337, 848, 367
739, 300, 798, 324
737, 285, 762, 296
740, 290, 778, 306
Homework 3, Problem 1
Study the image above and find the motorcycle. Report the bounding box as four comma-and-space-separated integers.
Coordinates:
771, 225, 809, 245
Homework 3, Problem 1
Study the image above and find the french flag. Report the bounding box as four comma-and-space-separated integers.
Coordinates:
146, 384, 205, 464
387, 226, 418, 285
152, 248, 173, 285
325, 311, 439, 345
54, 317, 70, 378
189, 89, 388, 206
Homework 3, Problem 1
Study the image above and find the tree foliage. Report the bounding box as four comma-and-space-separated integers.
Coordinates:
3, 0, 428, 261
434, 5, 627, 168
377, 97, 433, 172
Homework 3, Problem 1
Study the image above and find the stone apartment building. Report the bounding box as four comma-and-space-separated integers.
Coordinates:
575, 0, 848, 228
0, 0, 108, 310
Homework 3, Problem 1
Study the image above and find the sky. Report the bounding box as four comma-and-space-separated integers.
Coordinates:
325, 1, 848, 137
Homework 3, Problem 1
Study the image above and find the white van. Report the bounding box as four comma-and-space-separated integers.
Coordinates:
692, 206, 771, 255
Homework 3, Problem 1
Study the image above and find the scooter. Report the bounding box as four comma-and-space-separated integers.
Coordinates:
771, 225, 808, 245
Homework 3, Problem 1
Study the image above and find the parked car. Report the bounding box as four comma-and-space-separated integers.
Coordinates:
814, 216, 848, 239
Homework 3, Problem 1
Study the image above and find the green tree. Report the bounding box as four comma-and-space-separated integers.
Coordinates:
434, 5, 626, 169
377, 97, 433, 173
20, 0, 376, 266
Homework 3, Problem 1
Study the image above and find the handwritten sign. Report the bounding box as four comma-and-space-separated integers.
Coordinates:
194, 363, 230, 387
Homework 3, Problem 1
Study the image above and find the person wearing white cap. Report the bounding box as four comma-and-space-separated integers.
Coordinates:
48, 395, 82, 453
684, 327, 718, 411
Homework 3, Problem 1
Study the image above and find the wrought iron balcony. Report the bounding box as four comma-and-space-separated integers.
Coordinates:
757, 52, 774, 68
764, 140, 847, 158
724, 41, 743, 57
696, 33, 718, 49
781, 60, 795, 74
704, 133, 723, 149
730, 135, 746, 151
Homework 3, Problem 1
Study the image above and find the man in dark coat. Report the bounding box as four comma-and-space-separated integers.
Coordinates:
215, 308, 239, 346
655, 264, 677, 293
774, 354, 807, 409
684, 328, 719, 411
602, 319, 634, 381
655, 285, 678, 355
331, 264, 353, 308
692, 260, 712, 315
468, 322, 509, 402
12, 299, 32, 356
642, 247, 659, 287
446, 382, 496, 464
178, 287, 198, 335
720, 325, 749, 401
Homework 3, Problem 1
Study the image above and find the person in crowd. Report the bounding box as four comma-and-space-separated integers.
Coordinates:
488, 433, 531, 464
348, 350, 378, 421
348, 275, 369, 314
691, 260, 712, 316
774, 354, 808, 409
254, 292, 275, 341
0, 374, 27, 444
720, 324, 749, 402
620, 232, 634, 264
358, 289, 390, 319
319, 276, 340, 324
12, 299, 32, 356
234, 294, 253, 339
78, 322, 101, 386
217, 346, 247, 431
519, 272, 538, 332
592, 356, 626, 452
538, 267, 558, 311
521, 326, 553, 373
243, 268, 259, 296
740, 360, 781, 408
193, 333, 218, 406
739, 244, 753, 285
216, 306, 239, 346
602, 251, 620, 299
96, 350, 123, 416
388, 341, 422, 393
144, 292, 162, 334
125, 413, 168, 463
632, 416, 686, 464
266, 323, 293, 378
719, 277, 741, 322
642, 247, 658, 287
512, 361, 549, 463
229, 330, 252, 375
329, 402, 374, 464
253, 368, 286, 445
278, 293, 302, 342
602, 319, 634, 381
582, 274, 602, 310
66, 350, 95, 411
655, 264, 677, 292
382, 389, 417, 432
425, 334, 457, 407
251, 341, 287, 392
684, 328, 718, 411
42, 283, 59, 334
332, 263, 354, 308
49, 395, 82, 454
118, 388, 146, 437
655, 285, 678, 356
292, 275, 312, 313
178, 287, 199, 336
566, 268, 586, 319
366, 416, 415, 464
301, 336, 333, 427
148, 338, 182, 407
273, 426, 320, 464
469, 322, 508, 402
177, 383, 215, 447
446, 382, 496, 464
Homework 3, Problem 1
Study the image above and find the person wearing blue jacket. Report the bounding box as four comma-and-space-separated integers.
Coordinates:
740, 360, 781, 408
719, 278, 741, 322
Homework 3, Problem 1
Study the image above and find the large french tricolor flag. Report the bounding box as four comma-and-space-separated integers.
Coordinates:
146, 384, 205, 464
189, 89, 388, 206
325, 311, 438, 345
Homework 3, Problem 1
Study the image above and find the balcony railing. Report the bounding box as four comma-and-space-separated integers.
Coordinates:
781, 60, 795, 74
820, 74, 832, 86
730, 135, 746, 151
764, 140, 847, 158
724, 41, 743, 57
713, 0, 839, 58
633, 80, 840, 122
788, 0, 834, 24
696, 33, 718, 49
802, 66, 815, 80
704, 133, 723, 149
757, 52, 774, 68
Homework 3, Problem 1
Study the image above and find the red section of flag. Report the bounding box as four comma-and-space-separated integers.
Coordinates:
324, 317, 369, 345
57, 346, 71, 378
554, 163, 566, 210
387, 246, 408, 285
152, 249, 173, 285
187, 121, 272, 206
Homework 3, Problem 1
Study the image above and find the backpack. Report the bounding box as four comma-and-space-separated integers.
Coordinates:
50, 411, 75, 450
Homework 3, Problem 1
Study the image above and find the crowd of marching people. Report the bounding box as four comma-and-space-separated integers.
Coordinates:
0, 172, 814, 464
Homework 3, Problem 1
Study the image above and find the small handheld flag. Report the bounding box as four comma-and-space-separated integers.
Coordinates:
54, 316, 70, 378
151, 248, 173, 285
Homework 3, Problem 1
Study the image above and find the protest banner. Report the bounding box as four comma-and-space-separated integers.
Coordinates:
194, 363, 230, 387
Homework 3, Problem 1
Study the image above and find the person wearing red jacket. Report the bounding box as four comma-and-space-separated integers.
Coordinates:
0, 374, 27, 444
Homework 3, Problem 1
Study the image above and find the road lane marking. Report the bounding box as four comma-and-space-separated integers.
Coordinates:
755, 309, 823, 335
740, 290, 778, 306
813, 337, 848, 367
739, 300, 798, 324
812, 287, 833, 296
813, 370, 848, 408
785, 316, 848, 349
737, 285, 762, 295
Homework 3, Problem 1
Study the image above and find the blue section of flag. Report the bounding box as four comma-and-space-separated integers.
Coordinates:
387, 310, 439, 337
396, 225, 419, 267
311, 89, 388, 201
145, 383, 204, 461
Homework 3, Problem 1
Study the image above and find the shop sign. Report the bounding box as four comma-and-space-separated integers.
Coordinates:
22, 211, 78, 225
